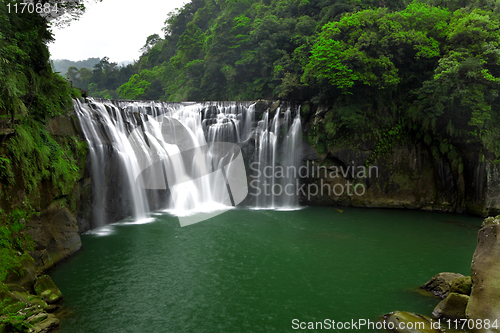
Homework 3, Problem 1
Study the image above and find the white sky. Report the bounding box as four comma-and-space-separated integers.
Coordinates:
49, 0, 187, 63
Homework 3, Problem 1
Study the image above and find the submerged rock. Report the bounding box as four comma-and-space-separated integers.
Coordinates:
34, 275, 62, 304
467, 223, 500, 332
432, 292, 469, 319
421, 272, 464, 298
382, 311, 441, 333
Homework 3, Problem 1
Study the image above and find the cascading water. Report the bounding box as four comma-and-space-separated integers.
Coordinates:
74, 98, 303, 228
251, 106, 303, 209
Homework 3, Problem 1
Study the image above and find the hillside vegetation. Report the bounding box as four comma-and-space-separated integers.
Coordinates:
0, 0, 88, 312
66, 0, 500, 157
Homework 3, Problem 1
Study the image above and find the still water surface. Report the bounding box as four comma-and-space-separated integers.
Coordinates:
50, 207, 482, 332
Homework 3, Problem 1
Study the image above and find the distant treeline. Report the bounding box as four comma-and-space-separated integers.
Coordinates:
52, 58, 101, 77
60, 57, 136, 99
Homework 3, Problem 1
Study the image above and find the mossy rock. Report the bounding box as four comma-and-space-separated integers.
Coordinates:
432, 292, 469, 319
22, 305, 46, 318
481, 215, 500, 227
421, 272, 464, 298
34, 275, 62, 304
382, 311, 440, 333
12, 291, 48, 310
30, 313, 59, 333
449, 276, 471, 296
5, 284, 26, 293
0, 288, 49, 316
0, 289, 26, 315
27, 312, 48, 325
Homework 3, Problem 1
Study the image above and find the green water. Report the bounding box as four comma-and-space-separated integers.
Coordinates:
50, 207, 482, 333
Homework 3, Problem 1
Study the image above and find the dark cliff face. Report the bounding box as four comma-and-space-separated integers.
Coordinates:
299, 105, 500, 217
1, 112, 90, 279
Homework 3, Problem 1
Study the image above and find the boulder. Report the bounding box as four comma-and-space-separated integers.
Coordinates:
450, 276, 472, 295
432, 292, 469, 319
467, 224, 500, 332
382, 311, 441, 333
30, 313, 60, 333
422, 272, 464, 298
34, 275, 62, 304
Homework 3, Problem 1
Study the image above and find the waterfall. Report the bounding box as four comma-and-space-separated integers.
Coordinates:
74, 98, 303, 228
251, 105, 303, 209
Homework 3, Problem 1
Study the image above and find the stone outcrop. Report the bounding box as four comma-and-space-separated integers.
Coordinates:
467, 223, 500, 332
1, 112, 90, 276
26, 201, 81, 274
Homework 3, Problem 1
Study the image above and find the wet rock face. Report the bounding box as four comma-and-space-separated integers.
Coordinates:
463, 153, 500, 217
26, 201, 82, 274
467, 224, 500, 331
302, 109, 500, 215
299, 143, 466, 212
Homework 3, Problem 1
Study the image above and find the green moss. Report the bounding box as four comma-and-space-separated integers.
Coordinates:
392, 174, 413, 191
0, 313, 32, 332
5, 118, 80, 195
33, 276, 62, 304
300, 102, 310, 117
0, 157, 13, 184
450, 276, 472, 296
0, 210, 34, 283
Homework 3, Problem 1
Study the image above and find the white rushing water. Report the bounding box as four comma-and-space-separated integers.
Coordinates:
74, 99, 302, 227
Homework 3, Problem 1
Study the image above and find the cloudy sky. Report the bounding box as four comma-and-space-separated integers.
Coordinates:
49, 0, 187, 63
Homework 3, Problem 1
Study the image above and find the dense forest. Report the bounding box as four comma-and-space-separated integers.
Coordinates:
1, 0, 500, 329
66, 0, 500, 159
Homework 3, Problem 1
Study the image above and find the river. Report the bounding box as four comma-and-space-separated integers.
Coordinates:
50, 206, 481, 332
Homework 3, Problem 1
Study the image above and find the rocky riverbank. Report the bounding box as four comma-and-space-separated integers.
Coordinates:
381, 216, 500, 333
